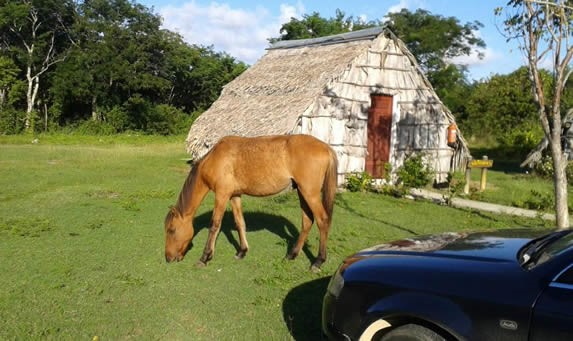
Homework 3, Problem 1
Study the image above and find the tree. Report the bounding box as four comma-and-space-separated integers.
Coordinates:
70, 0, 170, 121
463, 67, 547, 151
497, 0, 573, 229
0, 0, 248, 134
0, 56, 19, 111
0, 0, 75, 132
269, 9, 379, 43
384, 9, 485, 101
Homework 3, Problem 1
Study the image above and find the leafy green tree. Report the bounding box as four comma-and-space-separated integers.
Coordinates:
462, 67, 547, 151
384, 9, 485, 101
1, 0, 247, 134
71, 0, 170, 120
176, 45, 247, 112
0, 56, 19, 110
0, 0, 75, 132
270, 9, 379, 43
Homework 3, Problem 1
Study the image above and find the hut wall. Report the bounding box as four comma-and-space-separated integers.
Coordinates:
300, 34, 455, 183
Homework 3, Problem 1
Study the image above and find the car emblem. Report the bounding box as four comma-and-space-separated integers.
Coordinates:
499, 320, 518, 330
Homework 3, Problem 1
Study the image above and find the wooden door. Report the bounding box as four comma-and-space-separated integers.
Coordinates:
366, 94, 392, 178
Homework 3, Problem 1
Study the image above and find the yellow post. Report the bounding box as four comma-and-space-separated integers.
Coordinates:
479, 156, 488, 191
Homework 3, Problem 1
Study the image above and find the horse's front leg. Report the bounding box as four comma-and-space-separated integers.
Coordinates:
230, 196, 249, 259
197, 195, 228, 267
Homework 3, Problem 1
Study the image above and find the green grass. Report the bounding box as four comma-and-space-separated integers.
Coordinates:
0, 138, 555, 340
446, 148, 573, 212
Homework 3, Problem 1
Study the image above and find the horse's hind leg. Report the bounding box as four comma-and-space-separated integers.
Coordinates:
295, 187, 330, 272
287, 189, 314, 260
198, 194, 228, 266
230, 196, 249, 259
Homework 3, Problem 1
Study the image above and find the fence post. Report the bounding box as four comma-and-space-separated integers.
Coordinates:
464, 157, 472, 194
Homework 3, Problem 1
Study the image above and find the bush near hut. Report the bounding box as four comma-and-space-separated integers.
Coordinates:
397, 153, 435, 189
344, 172, 374, 192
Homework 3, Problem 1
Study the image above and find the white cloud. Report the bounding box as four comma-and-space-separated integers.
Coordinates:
387, 0, 410, 14
158, 1, 305, 65
279, 2, 304, 24
451, 47, 499, 67
387, 0, 426, 14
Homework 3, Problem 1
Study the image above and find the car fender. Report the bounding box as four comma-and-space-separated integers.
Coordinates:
363, 291, 471, 339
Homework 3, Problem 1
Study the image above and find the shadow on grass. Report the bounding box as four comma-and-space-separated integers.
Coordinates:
335, 195, 419, 236
282, 276, 330, 341
191, 210, 316, 265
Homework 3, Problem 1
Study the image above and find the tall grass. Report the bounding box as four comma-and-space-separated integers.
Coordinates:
0, 139, 553, 340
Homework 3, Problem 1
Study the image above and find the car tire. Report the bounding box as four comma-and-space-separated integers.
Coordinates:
379, 324, 446, 341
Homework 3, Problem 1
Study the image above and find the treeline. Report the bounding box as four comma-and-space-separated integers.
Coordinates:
0, 0, 247, 135
2, 2, 572, 151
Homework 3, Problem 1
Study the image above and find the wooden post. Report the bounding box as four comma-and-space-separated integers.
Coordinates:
464, 157, 472, 194
480, 156, 488, 191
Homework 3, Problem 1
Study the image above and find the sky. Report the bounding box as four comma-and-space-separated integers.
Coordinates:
138, 0, 525, 81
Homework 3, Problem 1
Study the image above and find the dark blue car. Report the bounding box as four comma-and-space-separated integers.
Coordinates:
322, 229, 573, 341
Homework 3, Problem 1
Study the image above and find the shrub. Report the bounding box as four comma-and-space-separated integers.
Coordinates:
149, 104, 193, 135
344, 172, 373, 192
446, 171, 466, 202
534, 155, 573, 180
104, 106, 129, 132
0, 108, 25, 134
513, 190, 554, 212
396, 153, 434, 188
101, 101, 192, 135
75, 119, 116, 135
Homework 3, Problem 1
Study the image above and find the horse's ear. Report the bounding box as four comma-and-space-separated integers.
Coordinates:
169, 206, 181, 218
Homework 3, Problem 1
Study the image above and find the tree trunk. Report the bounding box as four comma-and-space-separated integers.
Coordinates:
91, 95, 99, 121
553, 150, 569, 229
0, 89, 5, 111
44, 102, 48, 132
25, 65, 34, 131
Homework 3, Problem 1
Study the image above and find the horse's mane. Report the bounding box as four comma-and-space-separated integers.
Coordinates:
174, 157, 203, 215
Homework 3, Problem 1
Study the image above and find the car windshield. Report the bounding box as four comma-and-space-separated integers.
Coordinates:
520, 230, 573, 268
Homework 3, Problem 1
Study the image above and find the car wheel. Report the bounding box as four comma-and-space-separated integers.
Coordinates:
379, 324, 446, 341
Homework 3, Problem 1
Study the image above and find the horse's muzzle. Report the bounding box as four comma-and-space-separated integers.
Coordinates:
165, 253, 183, 263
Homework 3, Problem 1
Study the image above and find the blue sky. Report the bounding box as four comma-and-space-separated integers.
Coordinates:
138, 0, 524, 81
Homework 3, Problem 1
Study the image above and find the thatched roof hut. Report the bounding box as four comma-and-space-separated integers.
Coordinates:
186, 27, 470, 184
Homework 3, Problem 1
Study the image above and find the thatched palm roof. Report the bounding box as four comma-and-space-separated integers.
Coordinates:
185, 28, 383, 157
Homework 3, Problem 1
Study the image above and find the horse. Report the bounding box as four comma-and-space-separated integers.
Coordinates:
164, 134, 338, 272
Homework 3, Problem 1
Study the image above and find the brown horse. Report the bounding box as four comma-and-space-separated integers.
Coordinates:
164, 134, 338, 271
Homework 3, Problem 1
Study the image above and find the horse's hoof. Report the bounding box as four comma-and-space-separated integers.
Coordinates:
286, 253, 297, 260
196, 260, 207, 268
310, 264, 322, 273
234, 250, 247, 260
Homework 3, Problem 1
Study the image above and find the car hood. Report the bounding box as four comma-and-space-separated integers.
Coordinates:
356, 229, 549, 263
340, 229, 553, 302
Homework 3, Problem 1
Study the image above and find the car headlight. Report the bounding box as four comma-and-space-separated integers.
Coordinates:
327, 269, 345, 298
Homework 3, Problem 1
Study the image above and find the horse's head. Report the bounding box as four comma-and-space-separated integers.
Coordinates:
164, 206, 194, 262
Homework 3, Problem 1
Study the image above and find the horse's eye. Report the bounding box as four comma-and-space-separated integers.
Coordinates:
167, 228, 175, 235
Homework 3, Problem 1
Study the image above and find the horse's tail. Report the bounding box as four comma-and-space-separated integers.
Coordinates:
322, 147, 338, 224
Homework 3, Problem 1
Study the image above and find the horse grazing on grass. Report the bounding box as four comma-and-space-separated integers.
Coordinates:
164, 134, 338, 271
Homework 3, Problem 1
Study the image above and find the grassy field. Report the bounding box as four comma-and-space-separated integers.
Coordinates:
0, 136, 555, 340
